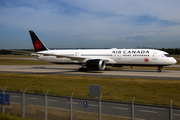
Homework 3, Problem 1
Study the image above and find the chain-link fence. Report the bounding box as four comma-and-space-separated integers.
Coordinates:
1, 89, 180, 120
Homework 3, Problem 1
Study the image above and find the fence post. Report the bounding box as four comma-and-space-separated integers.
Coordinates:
0, 86, 7, 113
170, 100, 173, 120
131, 97, 135, 120
20, 88, 27, 118
43, 90, 49, 120
70, 92, 74, 120
99, 94, 103, 120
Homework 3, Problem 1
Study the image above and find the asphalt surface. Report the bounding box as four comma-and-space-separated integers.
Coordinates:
0, 65, 179, 80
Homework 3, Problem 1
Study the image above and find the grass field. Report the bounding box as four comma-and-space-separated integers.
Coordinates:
0, 59, 53, 65
0, 112, 35, 120
0, 55, 31, 57
172, 55, 180, 58
0, 73, 180, 107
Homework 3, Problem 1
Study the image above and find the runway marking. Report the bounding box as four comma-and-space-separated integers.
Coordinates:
48, 106, 69, 111
48, 99, 57, 102
66, 102, 78, 104
139, 110, 158, 114
174, 114, 180, 116
11, 95, 20, 98
28, 97, 38, 100
103, 102, 130, 106
113, 107, 128, 110
89, 104, 99, 107
136, 105, 167, 111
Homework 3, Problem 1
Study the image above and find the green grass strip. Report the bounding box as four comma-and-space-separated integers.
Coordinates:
0, 113, 35, 120
0, 73, 180, 107
0, 59, 53, 65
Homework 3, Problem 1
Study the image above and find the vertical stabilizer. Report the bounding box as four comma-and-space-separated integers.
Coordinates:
29, 30, 49, 52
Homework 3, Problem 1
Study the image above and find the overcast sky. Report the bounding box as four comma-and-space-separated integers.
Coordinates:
0, 0, 180, 49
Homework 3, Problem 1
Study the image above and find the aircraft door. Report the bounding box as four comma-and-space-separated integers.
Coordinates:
152, 52, 158, 60
152, 53, 163, 64
153, 55, 157, 60
116, 52, 122, 63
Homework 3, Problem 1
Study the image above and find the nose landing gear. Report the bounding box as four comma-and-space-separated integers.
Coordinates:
157, 66, 163, 72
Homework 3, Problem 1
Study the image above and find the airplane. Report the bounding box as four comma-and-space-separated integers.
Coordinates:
4, 30, 177, 72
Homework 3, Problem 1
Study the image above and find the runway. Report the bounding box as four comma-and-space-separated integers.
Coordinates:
0, 65, 180, 80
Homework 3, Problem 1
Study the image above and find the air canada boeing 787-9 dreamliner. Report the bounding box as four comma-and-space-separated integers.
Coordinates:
4, 30, 177, 72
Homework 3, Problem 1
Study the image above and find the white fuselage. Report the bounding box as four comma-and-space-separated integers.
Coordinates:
33, 48, 177, 66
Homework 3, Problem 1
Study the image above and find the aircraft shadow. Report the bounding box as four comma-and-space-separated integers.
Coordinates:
31, 66, 104, 74
104, 68, 169, 73
31, 66, 170, 73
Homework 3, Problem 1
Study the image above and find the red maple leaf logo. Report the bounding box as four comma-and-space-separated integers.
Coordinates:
144, 58, 149, 62
34, 40, 41, 50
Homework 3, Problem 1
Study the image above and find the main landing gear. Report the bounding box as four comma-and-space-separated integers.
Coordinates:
79, 64, 88, 72
79, 67, 88, 72
157, 66, 163, 72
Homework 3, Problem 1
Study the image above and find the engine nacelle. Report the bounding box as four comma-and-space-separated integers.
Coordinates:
86, 59, 106, 71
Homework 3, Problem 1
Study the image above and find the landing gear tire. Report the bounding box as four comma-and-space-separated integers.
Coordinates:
157, 69, 161, 72
157, 66, 163, 72
79, 67, 88, 72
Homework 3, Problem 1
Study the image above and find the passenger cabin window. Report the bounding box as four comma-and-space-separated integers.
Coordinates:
164, 54, 172, 57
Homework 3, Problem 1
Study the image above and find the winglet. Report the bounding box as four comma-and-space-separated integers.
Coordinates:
29, 30, 49, 52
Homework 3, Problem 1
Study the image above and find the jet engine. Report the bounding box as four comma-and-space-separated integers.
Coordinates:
86, 59, 106, 71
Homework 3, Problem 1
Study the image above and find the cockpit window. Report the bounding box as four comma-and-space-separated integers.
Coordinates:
164, 54, 172, 57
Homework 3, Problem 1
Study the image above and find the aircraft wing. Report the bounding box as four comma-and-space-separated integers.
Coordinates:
34, 52, 111, 62
3, 49, 110, 63
37, 52, 87, 61
2, 49, 35, 55
36, 52, 111, 62
3, 49, 87, 62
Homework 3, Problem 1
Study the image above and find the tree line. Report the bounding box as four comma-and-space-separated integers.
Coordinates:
159, 48, 180, 55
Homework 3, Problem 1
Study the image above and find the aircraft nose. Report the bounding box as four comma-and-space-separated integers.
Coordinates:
172, 58, 177, 64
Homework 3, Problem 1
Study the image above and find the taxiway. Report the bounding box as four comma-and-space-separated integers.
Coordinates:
0, 65, 179, 80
